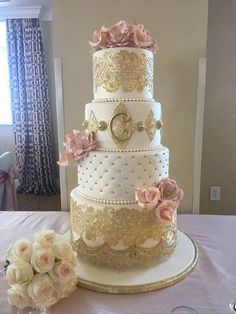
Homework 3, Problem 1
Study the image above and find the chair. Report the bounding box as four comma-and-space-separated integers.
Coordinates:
0, 151, 17, 210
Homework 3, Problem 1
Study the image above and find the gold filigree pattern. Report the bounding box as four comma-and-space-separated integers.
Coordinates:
145, 110, 157, 141
83, 112, 108, 133
93, 50, 153, 94
83, 106, 163, 146
70, 199, 177, 268
87, 111, 99, 133
108, 103, 135, 149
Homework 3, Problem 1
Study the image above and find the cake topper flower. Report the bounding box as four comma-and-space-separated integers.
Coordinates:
135, 178, 183, 224
89, 20, 158, 54
58, 130, 96, 167
4, 230, 78, 312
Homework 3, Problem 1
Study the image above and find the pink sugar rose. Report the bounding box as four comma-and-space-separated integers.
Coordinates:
156, 200, 178, 224
135, 186, 161, 209
107, 20, 134, 47
154, 178, 184, 202
133, 24, 157, 52
89, 20, 158, 54
89, 26, 109, 53
57, 130, 96, 167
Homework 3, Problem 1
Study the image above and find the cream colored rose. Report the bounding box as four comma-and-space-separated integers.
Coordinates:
7, 239, 32, 263
28, 274, 54, 306
56, 278, 78, 299
49, 260, 76, 283
53, 239, 74, 259
34, 230, 57, 248
6, 261, 34, 286
7, 284, 31, 309
31, 248, 54, 273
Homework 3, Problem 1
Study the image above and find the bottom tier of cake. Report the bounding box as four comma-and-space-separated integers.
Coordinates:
70, 188, 177, 268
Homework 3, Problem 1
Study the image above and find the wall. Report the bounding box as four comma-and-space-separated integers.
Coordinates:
200, 0, 236, 214
0, 125, 14, 155
52, 0, 208, 212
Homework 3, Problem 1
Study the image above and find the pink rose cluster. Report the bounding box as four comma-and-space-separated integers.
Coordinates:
89, 20, 158, 54
58, 130, 96, 167
135, 178, 184, 224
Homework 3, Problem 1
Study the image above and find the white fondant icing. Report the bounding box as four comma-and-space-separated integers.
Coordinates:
77, 146, 169, 202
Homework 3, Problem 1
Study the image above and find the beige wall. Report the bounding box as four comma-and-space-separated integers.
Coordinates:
52, 0, 208, 212
200, 0, 236, 214
0, 125, 14, 155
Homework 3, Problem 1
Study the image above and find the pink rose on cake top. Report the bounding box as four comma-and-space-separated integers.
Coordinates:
89, 20, 158, 54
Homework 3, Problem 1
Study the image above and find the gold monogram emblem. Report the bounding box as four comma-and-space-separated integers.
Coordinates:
109, 103, 135, 149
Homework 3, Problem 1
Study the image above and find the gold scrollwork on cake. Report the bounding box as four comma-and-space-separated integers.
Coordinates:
82, 111, 108, 133
83, 105, 163, 147
108, 103, 135, 149
93, 50, 153, 93
145, 110, 157, 141
70, 199, 177, 268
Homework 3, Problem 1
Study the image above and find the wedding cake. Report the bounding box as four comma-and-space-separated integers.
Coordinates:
58, 21, 183, 268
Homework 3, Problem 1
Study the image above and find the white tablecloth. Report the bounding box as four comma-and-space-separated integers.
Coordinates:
0, 211, 235, 314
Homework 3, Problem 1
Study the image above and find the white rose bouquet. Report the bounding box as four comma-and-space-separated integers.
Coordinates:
4, 230, 78, 312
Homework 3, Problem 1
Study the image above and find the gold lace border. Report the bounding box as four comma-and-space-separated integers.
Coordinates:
71, 233, 177, 268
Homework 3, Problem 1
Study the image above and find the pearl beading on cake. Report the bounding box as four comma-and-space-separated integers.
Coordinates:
78, 192, 138, 205
93, 98, 155, 103
95, 145, 162, 152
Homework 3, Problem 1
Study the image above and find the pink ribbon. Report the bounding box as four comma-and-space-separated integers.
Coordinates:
0, 167, 17, 210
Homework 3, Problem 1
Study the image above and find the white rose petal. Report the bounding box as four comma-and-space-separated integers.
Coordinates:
7, 284, 31, 309
28, 274, 55, 306
7, 239, 32, 263
6, 261, 34, 286
53, 239, 74, 259
49, 260, 76, 283
34, 230, 57, 249
56, 278, 78, 299
31, 248, 54, 273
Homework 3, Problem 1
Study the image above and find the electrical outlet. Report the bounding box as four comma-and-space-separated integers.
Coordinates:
210, 186, 221, 201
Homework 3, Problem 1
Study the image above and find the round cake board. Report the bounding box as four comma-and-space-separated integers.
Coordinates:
63, 230, 198, 294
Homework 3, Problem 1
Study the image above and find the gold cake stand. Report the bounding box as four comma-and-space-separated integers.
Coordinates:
64, 230, 198, 294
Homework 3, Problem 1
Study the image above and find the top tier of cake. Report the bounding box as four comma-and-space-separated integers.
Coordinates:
93, 47, 154, 101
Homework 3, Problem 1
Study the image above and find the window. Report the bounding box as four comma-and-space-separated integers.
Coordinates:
0, 20, 12, 125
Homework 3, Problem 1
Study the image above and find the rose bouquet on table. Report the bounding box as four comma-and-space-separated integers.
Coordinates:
4, 230, 78, 312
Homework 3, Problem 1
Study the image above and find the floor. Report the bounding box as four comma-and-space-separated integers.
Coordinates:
17, 193, 61, 211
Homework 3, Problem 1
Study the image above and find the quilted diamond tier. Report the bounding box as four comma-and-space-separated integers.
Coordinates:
77, 146, 169, 203
83, 101, 162, 150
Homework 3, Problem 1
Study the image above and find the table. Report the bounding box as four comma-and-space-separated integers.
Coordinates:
0, 211, 235, 314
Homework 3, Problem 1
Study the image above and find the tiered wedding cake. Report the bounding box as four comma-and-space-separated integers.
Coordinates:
59, 21, 183, 268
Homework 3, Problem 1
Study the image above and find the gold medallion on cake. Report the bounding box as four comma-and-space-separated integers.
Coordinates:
109, 103, 135, 149
145, 110, 157, 141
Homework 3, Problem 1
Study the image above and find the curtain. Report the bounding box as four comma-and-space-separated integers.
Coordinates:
7, 19, 57, 195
